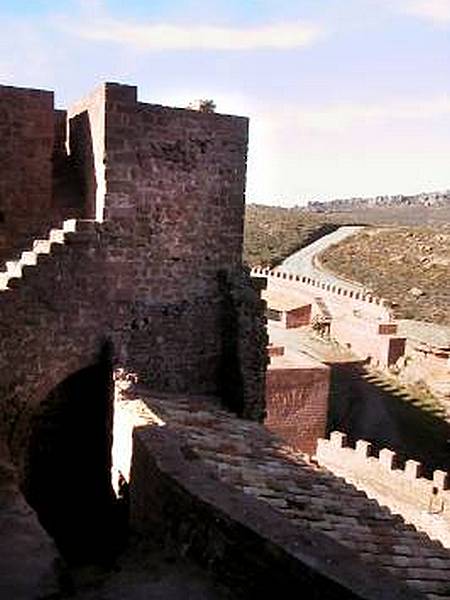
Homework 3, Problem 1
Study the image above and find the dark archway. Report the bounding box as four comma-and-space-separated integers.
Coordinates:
22, 347, 121, 563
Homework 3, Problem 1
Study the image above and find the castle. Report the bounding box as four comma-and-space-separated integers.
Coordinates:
1, 81, 450, 599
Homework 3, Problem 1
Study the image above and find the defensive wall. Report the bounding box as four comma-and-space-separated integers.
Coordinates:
330, 315, 406, 367
0, 82, 267, 463
251, 266, 392, 317
316, 431, 450, 548
0, 85, 55, 262
0, 80, 268, 589
0, 85, 85, 264
251, 267, 406, 367
2, 80, 448, 599
265, 347, 329, 454
111, 376, 448, 600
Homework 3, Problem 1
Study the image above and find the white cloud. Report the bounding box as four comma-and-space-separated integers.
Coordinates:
403, 0, 450, 23
243, 95, 450, 203
274, 96, 450, 133
61, 19, 326, 51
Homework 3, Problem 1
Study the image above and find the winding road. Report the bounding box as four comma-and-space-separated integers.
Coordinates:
280, 225, 365, 292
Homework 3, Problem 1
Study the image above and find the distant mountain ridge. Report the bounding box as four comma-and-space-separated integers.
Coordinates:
306, 190, 450, 213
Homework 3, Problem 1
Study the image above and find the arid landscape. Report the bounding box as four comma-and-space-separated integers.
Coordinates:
321, 226, 450, 325
245, 204, 450, 326
243, 204, 339, 267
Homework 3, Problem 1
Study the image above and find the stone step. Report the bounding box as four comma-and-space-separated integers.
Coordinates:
5, 261, 21, 277
0, 273, 10, 289
63, 218, 77, 233
0, 219, 86, 293
20, 251, 38, 267
49, 229, 65, 244
33, 239, 52, 254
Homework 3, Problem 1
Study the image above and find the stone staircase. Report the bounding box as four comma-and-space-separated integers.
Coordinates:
0, 219, 95, 291
314, 296, 332, 321
311, 296, 332, 335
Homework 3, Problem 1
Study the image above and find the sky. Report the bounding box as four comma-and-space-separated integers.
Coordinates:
1, 0, 450, 205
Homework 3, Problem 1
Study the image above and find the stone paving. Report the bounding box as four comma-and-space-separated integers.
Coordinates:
117, 383, 450, 600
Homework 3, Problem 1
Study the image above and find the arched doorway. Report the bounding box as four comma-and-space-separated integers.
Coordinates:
22, 349, 122, 563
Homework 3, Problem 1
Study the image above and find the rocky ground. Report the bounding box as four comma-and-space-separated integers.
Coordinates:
320, 226, 450, 325
243, 204, 450, 269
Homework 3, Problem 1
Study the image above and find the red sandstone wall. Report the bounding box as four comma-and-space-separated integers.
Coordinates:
67, 84, 106, 220
285, 305, 311, 328
0, 222, 114, 472
0, 85, 55, 262
98, 83, 251, 393
52, 109, 85, 221
265, 364, 329, 454
103, 83, 247, 296
0, 82, 266, 466
330, 316, 405, 367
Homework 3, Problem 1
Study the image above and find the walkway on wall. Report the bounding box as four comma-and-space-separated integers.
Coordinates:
116, 383, 450, 600
267, 321, 357, 365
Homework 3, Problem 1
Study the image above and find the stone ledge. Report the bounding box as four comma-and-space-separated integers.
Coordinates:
129, 422, 423, 600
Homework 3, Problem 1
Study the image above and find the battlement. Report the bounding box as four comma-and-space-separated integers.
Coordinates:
251, 266, 389, 310
252, 266, 405, 366
316, 431, 450, 547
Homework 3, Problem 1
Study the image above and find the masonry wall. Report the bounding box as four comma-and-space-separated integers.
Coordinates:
251, 267, 392, 321
316, 431, 450, 547
265, 358, 330, 454
0, 82, 267, 469
285, 304, 312, 328
67, 84, 106, 220
330, 315, 405, 367
99, 83, 252, 395
111, 385, 419, 600
0, 85, 55, 263
0, 222, 113, 471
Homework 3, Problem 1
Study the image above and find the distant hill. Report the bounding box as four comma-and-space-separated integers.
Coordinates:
320, 226, 450, 326
243, 200, 450, 268
244, 201, 450, 325
306, 190, 450, 213
243, 204, 339, 267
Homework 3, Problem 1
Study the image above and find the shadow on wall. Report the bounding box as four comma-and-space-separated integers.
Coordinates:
67, 110, 97, 219
328, 363, 450, 476
21, 345, 126, 564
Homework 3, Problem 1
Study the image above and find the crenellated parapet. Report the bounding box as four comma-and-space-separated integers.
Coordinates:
252, 266, 405, 366
316, 431, 450, 547
250, 266, 389, 309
